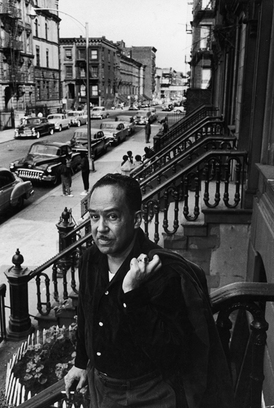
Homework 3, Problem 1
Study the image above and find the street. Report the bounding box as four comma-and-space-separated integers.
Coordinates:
0, 108, 166, 224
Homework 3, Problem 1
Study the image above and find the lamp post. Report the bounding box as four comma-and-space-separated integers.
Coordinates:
29, 7, 93, 171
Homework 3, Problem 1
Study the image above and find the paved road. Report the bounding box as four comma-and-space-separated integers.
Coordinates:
0, 119, 161, 322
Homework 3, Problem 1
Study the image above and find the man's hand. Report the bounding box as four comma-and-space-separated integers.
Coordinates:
122, 253, 162, 293
64, 366, 88, 399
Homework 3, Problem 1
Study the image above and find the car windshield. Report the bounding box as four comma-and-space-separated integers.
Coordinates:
21, 118, 40, 126
48, 115, 61, 119
67, 112, 78, 117
92, 107, 103, 111
29, 144, 59, 156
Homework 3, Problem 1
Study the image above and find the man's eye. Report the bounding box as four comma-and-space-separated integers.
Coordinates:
90, 214, 99, 221
108, 213, 118, 221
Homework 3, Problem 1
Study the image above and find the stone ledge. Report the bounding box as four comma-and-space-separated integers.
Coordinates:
203, 208, 252, 224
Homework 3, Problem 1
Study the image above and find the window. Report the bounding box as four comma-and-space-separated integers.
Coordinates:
91, 66, 98, 78
91, 85, 98, 96
90, 49, 98, 60
36, 81, 41, 100
35, 19, 38, 37
36, 46, 40, 67
65, 66, 73, 79
78, 48, 85, 59
46, 49, 49, 68
46, 81, 50, 99
45, 22, 48, 40
80, 68, 85, 78
65, 48, 72, 61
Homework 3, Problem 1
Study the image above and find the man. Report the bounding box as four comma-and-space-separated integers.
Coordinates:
79, 151, 90, 196
64, 173, 234, 408
145, 120, 151, 143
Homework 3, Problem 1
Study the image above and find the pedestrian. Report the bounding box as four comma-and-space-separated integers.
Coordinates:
65, 153, 73, 190
80, 151, 90, 196
120, 155, 133, 175
60, 156, 73, 197
145, 120, 151, 143
127, 150, 133, 164
64, 173, 234, 408
143, 146, 155, 163
134, 154, 143, 168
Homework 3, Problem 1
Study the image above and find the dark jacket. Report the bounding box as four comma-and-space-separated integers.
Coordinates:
75, 229, 234, 408
80, 156, 90, 173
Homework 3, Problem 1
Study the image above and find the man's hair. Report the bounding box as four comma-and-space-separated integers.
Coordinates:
90, 173, 142, 213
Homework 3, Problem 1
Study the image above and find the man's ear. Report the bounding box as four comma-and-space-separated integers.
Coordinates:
133, 210, 142, 229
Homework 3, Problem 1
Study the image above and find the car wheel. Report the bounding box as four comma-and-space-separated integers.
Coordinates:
77, 120, 81, 127
52, 174, 60, 186
49, 128, 54, 135
36, 131, 40, 139
15, 196, 24, 211
58, 125, 62, 132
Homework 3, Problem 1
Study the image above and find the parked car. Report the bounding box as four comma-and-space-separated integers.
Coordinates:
0, 167, 34, 214
90, 106, 109, 119
67, 110, 87, 127
14, 117, 55, 139
162, 104, 174, 111
134, 109, 158, 125
70, 127, 109, 158
100, 121, 128, 145
47, 114, 71, 132
173, 107, 186, 115
9, 141, 81, 185
115, 115, 135, 135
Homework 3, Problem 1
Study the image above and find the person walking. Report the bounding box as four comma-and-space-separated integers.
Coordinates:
145, 120, 151, 143
64, 173, 234, 408
80, 151, 90, 196
60, 156, 73, 197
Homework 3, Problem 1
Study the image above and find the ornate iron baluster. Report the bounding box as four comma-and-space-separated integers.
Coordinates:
36, 273, 51, 316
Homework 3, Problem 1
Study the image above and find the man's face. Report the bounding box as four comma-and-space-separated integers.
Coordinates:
89, 184, 139, 257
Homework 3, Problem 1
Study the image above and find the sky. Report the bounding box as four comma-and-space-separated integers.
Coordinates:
58, 0, 193, 74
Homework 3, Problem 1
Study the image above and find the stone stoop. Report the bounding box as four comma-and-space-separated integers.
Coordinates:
163, 208, 253, 290
163, 224, 219, 290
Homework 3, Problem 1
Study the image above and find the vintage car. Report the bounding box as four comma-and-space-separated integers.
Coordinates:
47, 114, 71, 132
115, 115, 135, 135
9, 141, 81, 185
67, 110, 87, 127
100, 121, 128, 145
173, 107, 186, 115
0, 167, 34, 214
134, 109, 158, 125
70, 127, 109, 158
14, 117, 55, 139
90, 106, 109, 119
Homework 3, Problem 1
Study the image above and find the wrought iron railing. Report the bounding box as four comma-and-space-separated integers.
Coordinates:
12, 282, 274, 408
153, 105, 219, 152
0, 283, 7, 342
29, 219, 92, 317
131, 117, 228, 181
140, 149, 247, 241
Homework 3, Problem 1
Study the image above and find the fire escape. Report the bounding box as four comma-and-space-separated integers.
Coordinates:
0, 0, 34, 112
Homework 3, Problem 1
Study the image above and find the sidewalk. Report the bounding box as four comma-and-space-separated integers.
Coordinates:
0, 124, 160, 311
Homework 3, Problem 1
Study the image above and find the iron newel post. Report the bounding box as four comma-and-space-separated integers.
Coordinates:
5, 249, 34, 339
